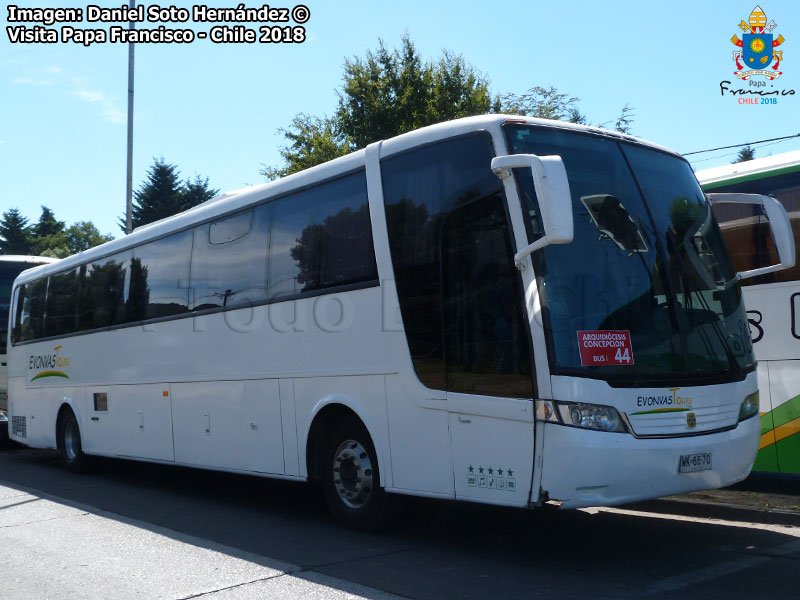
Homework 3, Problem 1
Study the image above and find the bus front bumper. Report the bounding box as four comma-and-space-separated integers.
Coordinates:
538, 415, 760, 508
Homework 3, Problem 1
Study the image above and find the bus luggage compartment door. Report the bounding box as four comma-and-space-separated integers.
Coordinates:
448, 392, 533, 507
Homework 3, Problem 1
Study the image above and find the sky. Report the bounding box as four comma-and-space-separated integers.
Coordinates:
2, 0, 799, 238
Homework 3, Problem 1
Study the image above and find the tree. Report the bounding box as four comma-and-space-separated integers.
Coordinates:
33, 206, 65, 239
261, 114, 349, 180
122, 159, 219, 231
733, 145, 755, 163
612, 103, 635, 134
64, 222, 114, 253
30, 209, 113, 257
0, 208, 32, 255
499, 86, 585, 122
263, 36, 636, 179
182, 175, 220, 207
126, 158, 184, 230
336, 38, 494, 149
30, 205, 67, 255
262, 36, 494, 179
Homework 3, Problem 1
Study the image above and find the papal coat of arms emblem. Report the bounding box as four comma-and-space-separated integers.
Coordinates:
730, 5, 785, 80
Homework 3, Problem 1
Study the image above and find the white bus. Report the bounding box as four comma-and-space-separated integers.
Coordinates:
7, 116, 792, 529
1, 255, 58, 444
697, 150, 800, 474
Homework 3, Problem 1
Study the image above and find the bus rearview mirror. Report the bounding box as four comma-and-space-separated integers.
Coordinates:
707, 192, 796, 280
491, 154, 574, 269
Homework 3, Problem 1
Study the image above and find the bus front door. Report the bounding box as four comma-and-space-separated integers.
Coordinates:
441, 193, 536, 507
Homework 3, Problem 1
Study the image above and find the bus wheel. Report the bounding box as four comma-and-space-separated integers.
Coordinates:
321, 416, 396, 531
59, 412, 90, 473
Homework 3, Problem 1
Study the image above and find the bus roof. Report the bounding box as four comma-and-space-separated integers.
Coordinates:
11, 115, 682, 286
695, 149, 800, 188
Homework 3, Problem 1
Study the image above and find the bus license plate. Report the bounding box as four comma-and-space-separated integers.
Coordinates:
679, 453, 712, 474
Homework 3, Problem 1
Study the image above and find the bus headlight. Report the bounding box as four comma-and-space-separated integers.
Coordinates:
536, 400, 627, 433
0, 410, 7, 422
738, 391, 759, 422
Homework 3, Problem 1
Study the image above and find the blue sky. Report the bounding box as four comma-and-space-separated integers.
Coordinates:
2, 0, 799, 238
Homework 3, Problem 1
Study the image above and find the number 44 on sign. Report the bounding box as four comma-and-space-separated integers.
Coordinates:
576, 330, 635, 367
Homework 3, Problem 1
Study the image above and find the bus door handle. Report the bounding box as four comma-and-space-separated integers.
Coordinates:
90, 417, 99, 422
457, 416, 472, 424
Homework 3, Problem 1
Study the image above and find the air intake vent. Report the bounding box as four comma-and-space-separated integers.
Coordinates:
11, 416, 26, 438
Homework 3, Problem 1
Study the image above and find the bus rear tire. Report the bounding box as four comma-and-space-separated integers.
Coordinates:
59, 412, 90, 473
321, 416, 397, 531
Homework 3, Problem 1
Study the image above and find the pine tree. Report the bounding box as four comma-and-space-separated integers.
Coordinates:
0, 208, 33, 255
733, 146, 755, 163
182, 175, 219, 209
33, 206, 65, 238
122, 159, 219, 231
30, 205, 67, 255
126, 158, 184, 230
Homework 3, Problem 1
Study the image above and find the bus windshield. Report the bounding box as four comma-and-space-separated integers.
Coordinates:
504, 124, 755, 385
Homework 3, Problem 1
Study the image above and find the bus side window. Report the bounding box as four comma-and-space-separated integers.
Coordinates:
128, 231, 193, 321
268, 171, 376, 301
77, 252, 130, 331
11, 286, 23, 344
191, 208, 270, 311
16, 279, 48, 342
441, 194, 534, 398
44, 268, 79, 338
382, 133, 506, 392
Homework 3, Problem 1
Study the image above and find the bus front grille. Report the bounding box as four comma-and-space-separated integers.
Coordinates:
11, 416, 26, 438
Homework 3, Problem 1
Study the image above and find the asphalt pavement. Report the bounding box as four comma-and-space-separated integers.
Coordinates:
633, 470, 800, 526
2, 446, 800, 600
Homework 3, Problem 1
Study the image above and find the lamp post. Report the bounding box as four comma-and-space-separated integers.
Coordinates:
125, 1, 135, 234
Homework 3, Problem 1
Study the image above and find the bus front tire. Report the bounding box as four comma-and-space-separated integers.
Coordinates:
321, 416, 396, 531
59, 413, 90, 473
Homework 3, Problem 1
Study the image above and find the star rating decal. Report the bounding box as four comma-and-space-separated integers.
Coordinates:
469, 466, 516, 491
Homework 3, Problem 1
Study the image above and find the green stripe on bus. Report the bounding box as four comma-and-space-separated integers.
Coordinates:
775, 434, 800, 473
770, 395, 800, 429
30, 371, 69, 382
629, 407, 690, 416
701, 163, 800, 190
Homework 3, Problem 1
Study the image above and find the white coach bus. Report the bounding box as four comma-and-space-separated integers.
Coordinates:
7, 116, 792, 529
697, 151, 800, 473
1, 255, 58, 444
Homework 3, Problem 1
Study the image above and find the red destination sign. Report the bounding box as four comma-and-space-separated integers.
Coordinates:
576, 330, 634, 366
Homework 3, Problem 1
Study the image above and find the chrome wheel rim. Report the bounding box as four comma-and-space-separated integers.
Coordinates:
332, 439, 373, 509
64, 421, 80, 461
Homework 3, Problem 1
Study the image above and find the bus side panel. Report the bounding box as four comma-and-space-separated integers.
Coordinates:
172, 380, 284, 474
7, 377, 25, 440
279, 378, 299, 476
753, 363, 779, 472
764, 361, 800, 472
742, 283, 800, 362
245, 379, 285, 474
111, 384, 174, 461
26, 385, 61, 448
740, 284, 800, 472
384, 375, 453, 497
84, 385, 113, 455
